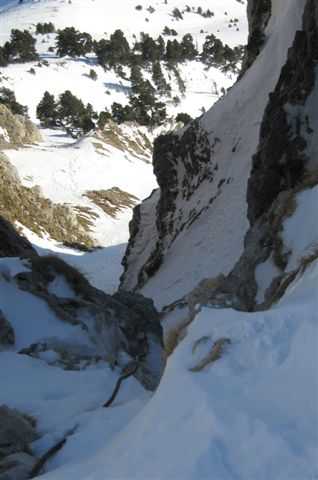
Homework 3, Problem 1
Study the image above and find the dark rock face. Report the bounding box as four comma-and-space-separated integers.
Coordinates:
247, 0, 318, 223
0, 310, 15, 346
0, 217, 35, 258
121, 120, 212, 290
153, 120, 212, 233
241, 0, 272, 74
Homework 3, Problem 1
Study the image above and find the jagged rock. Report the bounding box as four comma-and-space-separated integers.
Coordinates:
180, 173, 318, 313
241, 0, 271, 74
0, 452, 36, 480
121, 120, 213, 291
113, 290, 165, 390
15, 255, 164, 390
94, 120, 152, 161
0, 405, 37, 459
0, 104, 42, 146
247, 0, 318, 223
0, 310, 15, 346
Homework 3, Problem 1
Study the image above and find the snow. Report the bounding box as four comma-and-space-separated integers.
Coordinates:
0, 275, 89, 350
3, 127, 156, 292
20, 259, 316, 480
0, 256, 150, 475
0, 0, 248, 297
0, 351, 149, 464
1, 209, 318, 480
134, 0, 308, 309
0, 0, 247, 121
0, 1, 317, 480
255, 255, 281, 304
0, 0, 247, 46
283, 185, 318, 271
48, 275, 76, 299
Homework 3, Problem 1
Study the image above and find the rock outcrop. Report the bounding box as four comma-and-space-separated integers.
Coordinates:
0, 310, 15, 346
0, 105, 42, 147
121, 120, 215, 292
0, 405, 38, 480
247, 0, 318, 223
241, 0, 271, 74
0, 216, 35, 258
0, 153, 94, 249
13, 255, 164, 390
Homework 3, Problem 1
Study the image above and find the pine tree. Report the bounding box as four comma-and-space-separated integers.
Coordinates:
152, 62, 171, 96
156, 35, 165, 60
166, 39, 181, 63
111, 102, 132, 124
176, 112, 192, 125
36, 91, 57, 127
97, 110, 112, 129
36, 22, 55, 34
0, 87, 27, 115
202, 34, 225, 66
172, 7, 183, 20
0, 46, 8, 67
6, 29, 38, 62
95, 30, 130, 67
130, 64, 144, 93
56, 27, 93, 57
140, 34, 158, 62
180, 34, 197, 61
109, 29, 131, 65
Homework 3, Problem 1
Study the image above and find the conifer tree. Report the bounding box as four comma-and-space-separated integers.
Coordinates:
36, 91, 57, 127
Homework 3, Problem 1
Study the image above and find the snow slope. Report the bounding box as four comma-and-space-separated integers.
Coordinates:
11, 251, 316, 480
0, 0, 247, 45
121, 0, 309, 309
1, 174, 318, 480
0, 257, 150, 476
4, 126, 157, 292
0, 0, 247, 121
1, 2, 318, 479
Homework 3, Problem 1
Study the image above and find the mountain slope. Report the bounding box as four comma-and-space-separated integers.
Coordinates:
1, 1, 317, 479
0, 0, 247, 121
35, 257, 318, 480
121, 0, 316, 309
0, 0, 248, 292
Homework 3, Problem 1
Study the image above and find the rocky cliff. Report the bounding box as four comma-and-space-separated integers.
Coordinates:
121, 0, 318, 310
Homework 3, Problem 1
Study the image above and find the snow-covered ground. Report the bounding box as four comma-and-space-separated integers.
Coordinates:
5, 126, 157, 292
1, 245, 317, 480
39, 260, 318, 480
0, 0, 247, 121
1, 1, 317, 479
0, 0, 247, 45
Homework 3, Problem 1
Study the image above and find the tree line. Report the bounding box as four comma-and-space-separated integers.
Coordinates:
0, 25, 244, 73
